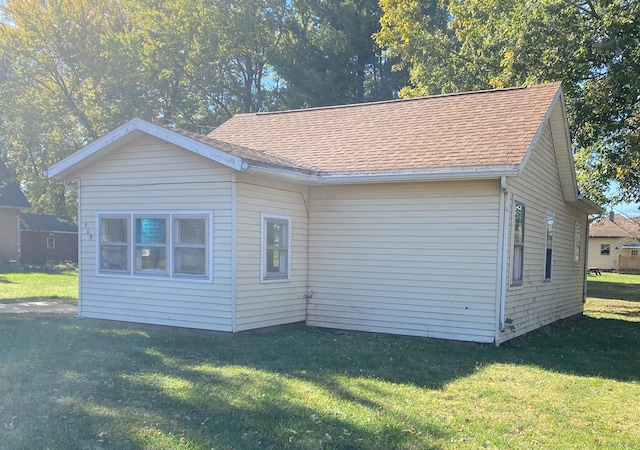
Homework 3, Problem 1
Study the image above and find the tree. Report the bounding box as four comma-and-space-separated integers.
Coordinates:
274, 0, 406, 108
376, 0, 640, 205
0, 0, 132, 215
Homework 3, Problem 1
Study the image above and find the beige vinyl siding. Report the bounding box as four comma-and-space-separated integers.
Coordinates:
0, 210, 20, 262
75, 135, 235, 331
588, 237, 627, 271
503, 120, 587, 341
307, 181, 501, 343
234, 174, 308, 331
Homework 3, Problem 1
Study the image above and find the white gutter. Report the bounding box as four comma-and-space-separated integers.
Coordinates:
230, 172, 238, 332
76, 179, 82, 318
245, 164, 521, 185
496, 176, 510, 345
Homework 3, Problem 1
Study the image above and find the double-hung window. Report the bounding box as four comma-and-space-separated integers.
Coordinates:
511, 199, 525, 286
574, 222, 581, 265
600, 244, 610, 256
174, 216, 207, 276
98, 212, 211, 280
544, 211, 554, 280
261, 214, 290, 282
100, 216, 129, 272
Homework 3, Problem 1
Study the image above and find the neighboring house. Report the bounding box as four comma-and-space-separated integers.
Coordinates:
0, 182, 31, 263
46, 82, 602, 344
588, 212, 640, 272
19, 213, 79, 264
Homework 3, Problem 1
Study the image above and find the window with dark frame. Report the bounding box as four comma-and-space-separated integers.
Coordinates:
600, 244, 610, 256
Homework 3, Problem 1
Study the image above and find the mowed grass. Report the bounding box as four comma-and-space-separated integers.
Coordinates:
0, 265, 78, 304
0, 273, 638, 449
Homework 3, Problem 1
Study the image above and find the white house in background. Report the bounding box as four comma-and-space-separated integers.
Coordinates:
589, 213, 640, 272
47, 82, 602, 344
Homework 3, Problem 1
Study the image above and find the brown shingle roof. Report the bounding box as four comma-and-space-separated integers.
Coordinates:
209, 82, 561, 173
590, 213, 640, 238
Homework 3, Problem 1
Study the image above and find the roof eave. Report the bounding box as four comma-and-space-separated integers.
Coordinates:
245, 163, 520, 184
46, 118, 245, 179
577, 195, 605, 215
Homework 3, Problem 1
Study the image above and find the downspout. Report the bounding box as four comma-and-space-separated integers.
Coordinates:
75, 180, 81, 318
230, 173, 237, 332
305, 185, 312, 322
496, 176, 510, 346
582, 218, 591, 304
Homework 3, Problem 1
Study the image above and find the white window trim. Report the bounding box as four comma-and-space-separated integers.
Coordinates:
47, 237, 56, 249
96, 211, 213, 283
543, 210, 554, 281
574, 221, 581, 266
260, 213, 291, 283
509, 196, 526, 289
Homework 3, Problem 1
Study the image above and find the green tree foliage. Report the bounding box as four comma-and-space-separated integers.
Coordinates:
273, 0, 406, 108
0, 0, 130, 215
0, 0, 400, 216
377, 0, 640, 205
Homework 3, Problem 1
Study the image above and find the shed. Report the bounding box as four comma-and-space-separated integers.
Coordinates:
19, 213, 78, 264
47, 82, 602, 344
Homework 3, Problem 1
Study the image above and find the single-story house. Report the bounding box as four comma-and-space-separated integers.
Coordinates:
0, 182, 31, 263
46, 82, 602, 344
589, 212, 640, 272
19, 213, 79, 264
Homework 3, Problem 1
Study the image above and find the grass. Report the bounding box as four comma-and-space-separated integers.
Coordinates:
0, 273, 638, 449
0, 264, 78, 304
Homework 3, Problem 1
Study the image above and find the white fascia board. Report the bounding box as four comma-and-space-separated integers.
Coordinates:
517, 88, 562, 174
245, 163, 520, 185
517, 87, 580, 202
46, 118, 244, 179
577, 195, 605, 214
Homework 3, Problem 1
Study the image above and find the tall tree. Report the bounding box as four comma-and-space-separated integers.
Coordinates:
0, 0, 131, 215
273, 0, 405, 108
376, 0, 640, 205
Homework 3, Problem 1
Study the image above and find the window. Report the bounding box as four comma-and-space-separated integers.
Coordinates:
544, 212, 554, 280
47, 237, 55, 249
135, 216, 167, 274
600, 244, 611, 256
174, 216, 207, 276
574, 222, 581, 264
632, 249, 638, 257
511, 199, 525, 286
97, 212, 211, 280
261, 214, 290, 282
100, 216, 129, 272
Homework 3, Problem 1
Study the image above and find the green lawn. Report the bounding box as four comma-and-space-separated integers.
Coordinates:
0, 265, 78, 304
0, 273, 638, 449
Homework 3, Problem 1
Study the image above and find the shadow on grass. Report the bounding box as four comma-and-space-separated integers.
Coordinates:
1, 312, 639, 449
0, 276, 13, 284
0, 296, 78, 305
587, 281, 640, 301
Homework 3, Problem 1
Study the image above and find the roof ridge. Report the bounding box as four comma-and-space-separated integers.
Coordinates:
249, 83, 554, 117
